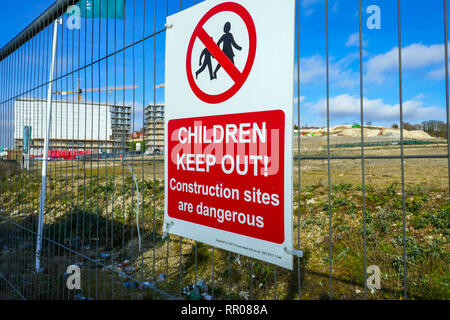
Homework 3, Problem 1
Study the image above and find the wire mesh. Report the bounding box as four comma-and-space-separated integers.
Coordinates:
0, 0, 449, 301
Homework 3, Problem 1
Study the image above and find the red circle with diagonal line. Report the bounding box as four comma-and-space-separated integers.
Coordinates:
186, 2, 257, 104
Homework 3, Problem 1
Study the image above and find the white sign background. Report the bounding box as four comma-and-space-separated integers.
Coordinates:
164, 0, 296, 269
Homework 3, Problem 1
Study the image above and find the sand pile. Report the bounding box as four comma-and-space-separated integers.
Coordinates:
297, 125, 436, 140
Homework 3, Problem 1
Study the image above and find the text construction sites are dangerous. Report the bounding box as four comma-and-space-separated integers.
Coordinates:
167, 110, 285, 244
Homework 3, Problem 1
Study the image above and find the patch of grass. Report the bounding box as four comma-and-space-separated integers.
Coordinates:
332, 183, 353, 192
412, 204, 450, 230
248, 261, 272, 284
1, 167, 448, 300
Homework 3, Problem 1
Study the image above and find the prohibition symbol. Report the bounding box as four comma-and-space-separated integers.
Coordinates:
186, 2, 257, 104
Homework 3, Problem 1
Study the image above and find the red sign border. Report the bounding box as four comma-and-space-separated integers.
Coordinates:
186, 2, 257, 104
167, 110, 286, 244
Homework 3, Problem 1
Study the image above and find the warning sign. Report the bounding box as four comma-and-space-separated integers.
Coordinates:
186, 2, 257, 104
164, 0, 295, 269
168, 110, 285, 243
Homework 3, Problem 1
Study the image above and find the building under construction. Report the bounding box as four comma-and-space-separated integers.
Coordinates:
144, 104, 165, 154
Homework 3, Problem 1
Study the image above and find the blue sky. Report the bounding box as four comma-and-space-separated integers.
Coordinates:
298, 0, 448, 127
1, 0, 449, 139
0, 1, 57, 49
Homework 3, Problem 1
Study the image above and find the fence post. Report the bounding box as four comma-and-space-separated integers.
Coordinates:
35, 18, 60, 273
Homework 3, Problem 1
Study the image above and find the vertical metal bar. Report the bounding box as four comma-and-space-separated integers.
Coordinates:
71, 7, 78, 301
273, 265, 277, 300
104, 0, 110, 300
121, 0, 127, 299
4, 51, 10, 300
359, 0, 368, 300
46, 5, 52, 300
0, 49, 4, 300
8, 50, 13, 299
9, 47, 14, 299
152, 0, 157, 297
325, 0, 333, 300
60, 22, 67, 289
177, 0, 185, 300
94, 0, 100, 300
42, 22, 50, 301
65, 14, 72, 300
36, 19, 59, 274
111, 0, 118, 300
7, 47, 12, 299
82, 0, 89, 299
179, 230, 183, 297
444, 0, 450, 200
141, 0, 147, 291
96, 0, 102, 300
228, 252, 231, 299
52, 5, 62, 299
211, 247, 215, 299
2, 56, 6, 298
9, 43, 15, 300
13, 43, 19, 300
295, 0, 302, 300
249, 259, 253, 300
131, 0, 136, 293
397, 0, 408, 300
45, 16, 52, 300
10, 44, 15, 299
194, 243, 198, 287
88, 0, 94, 298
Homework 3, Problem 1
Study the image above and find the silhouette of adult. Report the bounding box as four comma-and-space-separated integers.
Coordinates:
195, 37, 215, 80
213, 22, 242, 79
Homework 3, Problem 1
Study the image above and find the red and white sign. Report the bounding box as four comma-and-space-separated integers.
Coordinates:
168, 110, 285, 243
164, 0, 295, 269
186, 2, 257, 104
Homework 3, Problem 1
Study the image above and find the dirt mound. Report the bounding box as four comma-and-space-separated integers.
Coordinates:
330, 127, 435, 140
297, 126, 436, 140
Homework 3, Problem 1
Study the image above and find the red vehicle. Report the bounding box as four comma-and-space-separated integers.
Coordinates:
31, 150, 92, 160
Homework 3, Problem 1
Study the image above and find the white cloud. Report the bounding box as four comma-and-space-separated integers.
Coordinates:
309, 94, 444, 123
298, 54, 359, 88
298, 55, 325, 84
426, 66, 446, 80
331, 0, 339, 12
301, 0, 323, 15
301, 0, 339, 15
294, 96, 306, 104
345, 32, 367, 47
366, 43, 445, 83
302, 0, 322, 8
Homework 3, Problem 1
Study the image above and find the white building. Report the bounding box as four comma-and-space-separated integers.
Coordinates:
14, 98, 131, 155
144, 104, 164, 153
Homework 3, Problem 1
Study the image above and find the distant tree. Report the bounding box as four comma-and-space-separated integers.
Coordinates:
402, 122, 417, 131
391, 123, 399, 129
421, 120, 447, 138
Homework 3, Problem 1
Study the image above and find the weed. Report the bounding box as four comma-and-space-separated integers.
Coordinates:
249, 261, 273, 284
332, 183, 353, 192
386, 182, 399, 197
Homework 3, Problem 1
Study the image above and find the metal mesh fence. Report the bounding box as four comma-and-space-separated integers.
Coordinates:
0, 0, 449, 300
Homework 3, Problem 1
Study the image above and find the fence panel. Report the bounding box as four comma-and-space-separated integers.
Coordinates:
0, 0, 449, 300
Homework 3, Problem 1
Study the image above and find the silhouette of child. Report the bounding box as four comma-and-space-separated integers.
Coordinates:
196, 37, 215, 80
213, 22, 242, 79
